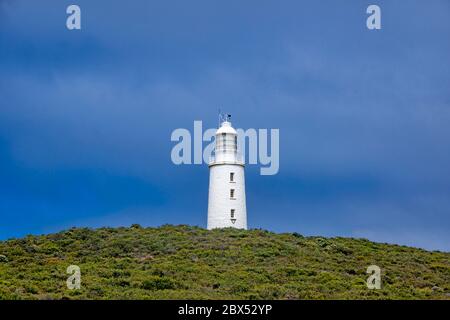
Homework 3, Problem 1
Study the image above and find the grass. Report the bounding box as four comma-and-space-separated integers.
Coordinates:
0, 224, 448, 300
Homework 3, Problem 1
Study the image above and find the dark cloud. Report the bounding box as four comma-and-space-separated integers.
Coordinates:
0, 0, 449, 250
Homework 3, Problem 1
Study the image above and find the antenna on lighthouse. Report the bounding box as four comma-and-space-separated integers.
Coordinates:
218, 110, 232, 126
218, 108, 223, 126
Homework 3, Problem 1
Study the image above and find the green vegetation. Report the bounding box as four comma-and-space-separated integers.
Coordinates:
0, 225, 448, 299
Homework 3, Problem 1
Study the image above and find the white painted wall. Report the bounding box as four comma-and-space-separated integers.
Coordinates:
207, 164, 247, 229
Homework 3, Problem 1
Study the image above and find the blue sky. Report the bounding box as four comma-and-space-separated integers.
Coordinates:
0, 0, 449, 251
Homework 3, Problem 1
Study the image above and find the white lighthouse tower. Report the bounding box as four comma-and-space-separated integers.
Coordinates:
207, 114, 247, 230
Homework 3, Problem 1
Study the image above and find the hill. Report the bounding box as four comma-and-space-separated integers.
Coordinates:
0, 225, 448, 299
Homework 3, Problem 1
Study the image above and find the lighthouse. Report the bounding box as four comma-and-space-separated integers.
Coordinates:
207, 114, 247, 230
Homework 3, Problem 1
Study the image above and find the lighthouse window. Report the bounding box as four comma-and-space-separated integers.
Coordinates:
230, 189, 235, 199
230, 172, 235, 182
230, 209, 235, 218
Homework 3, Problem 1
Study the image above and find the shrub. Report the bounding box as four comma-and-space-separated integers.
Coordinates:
0, 225, 448, 300
141, 276, 177, 290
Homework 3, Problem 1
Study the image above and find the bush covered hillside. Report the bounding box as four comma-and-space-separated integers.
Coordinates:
0, 225, 449, 300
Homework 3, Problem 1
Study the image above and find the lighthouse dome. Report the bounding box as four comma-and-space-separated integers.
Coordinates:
216, 121, 237, 135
